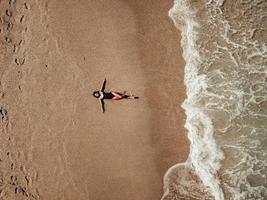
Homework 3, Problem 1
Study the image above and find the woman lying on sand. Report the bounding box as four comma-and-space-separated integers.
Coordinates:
93, 78, 138, 113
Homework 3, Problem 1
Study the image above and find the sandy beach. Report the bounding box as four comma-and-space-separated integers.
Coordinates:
0, 0, 189, 199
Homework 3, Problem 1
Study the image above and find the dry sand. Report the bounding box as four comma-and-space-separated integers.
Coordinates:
0, 0, 189, 199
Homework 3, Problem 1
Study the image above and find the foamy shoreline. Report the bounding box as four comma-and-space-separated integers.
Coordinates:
164, 0, 267, 200
162, 1, 224, 199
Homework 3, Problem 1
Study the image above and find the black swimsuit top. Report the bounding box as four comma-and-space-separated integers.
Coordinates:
102, 92, 114, 99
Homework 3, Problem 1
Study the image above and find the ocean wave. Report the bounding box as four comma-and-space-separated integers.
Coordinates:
162, 0, 225, 200
164, 0, 267, 199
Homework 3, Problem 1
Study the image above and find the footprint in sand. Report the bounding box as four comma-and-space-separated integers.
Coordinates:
6, 10, 12, 17
0, 174, 3, 186
0, 107, 8, 120
10, 175, 17, 186
13, 44, 18, 53
15, 186, 28, 196
7, 22, 13, 31
11, 162, 15, 169
5, 37, 12, 43
24, 2, 30, 10
18, 39, 23, 46
14, 58, 25, 66
9, 0, 15, 6
20, 15, 25, 23
25, 176, 30, 185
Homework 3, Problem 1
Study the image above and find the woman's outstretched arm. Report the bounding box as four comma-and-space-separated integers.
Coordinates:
100, 78, 106, 92
100, 99, 105, 113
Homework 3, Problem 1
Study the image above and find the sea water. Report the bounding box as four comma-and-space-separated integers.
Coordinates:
162, 0, 267, 199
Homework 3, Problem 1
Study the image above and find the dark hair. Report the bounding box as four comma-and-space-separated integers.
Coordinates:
92, 91, 100, 98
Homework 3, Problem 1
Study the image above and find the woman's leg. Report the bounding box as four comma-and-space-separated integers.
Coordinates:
111, 92, 137, 100
111, 92, 124, 100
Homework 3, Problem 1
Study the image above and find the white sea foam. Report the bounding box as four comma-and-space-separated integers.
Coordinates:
162, 0, 225, 199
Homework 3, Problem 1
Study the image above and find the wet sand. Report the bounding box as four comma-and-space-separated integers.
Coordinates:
0, 0, 189, 199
